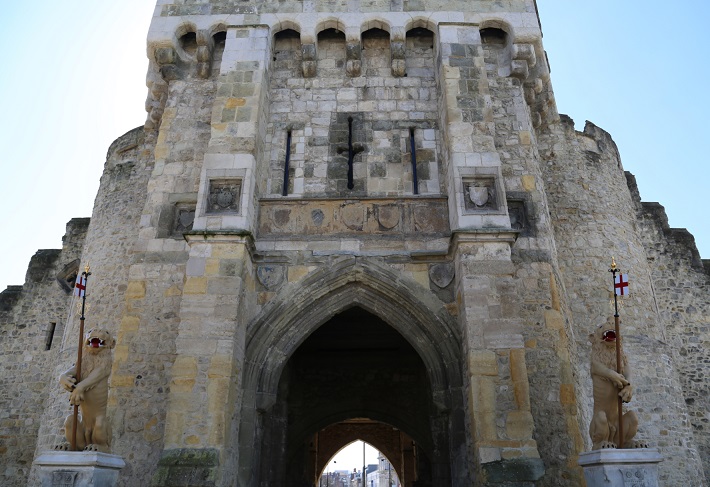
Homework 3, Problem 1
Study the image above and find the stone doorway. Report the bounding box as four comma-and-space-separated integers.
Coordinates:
236, 259, 467, 486
279, 308, 434, 486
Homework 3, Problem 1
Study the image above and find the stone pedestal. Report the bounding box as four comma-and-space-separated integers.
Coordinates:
34, 451, 126, 487
578, 448, 663, 487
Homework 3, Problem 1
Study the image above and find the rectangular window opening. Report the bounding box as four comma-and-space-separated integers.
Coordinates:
282, 130, 292, 196
410, 127, 419, 195
45, 322, 57, 351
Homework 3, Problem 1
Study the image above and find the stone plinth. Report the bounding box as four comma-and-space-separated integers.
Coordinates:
34, 451, 126, 487
578, 448, 663, 487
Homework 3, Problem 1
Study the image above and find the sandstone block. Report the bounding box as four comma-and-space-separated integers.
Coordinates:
468, 350, 498, 376
505, 411, 534, 441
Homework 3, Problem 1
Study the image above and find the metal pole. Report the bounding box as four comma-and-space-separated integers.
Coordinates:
362, 441, 366, 487
609, 258, 624, 447
71, 265, 90, 451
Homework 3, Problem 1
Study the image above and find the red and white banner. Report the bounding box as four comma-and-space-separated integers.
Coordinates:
614, 274, 629, 296
74, 274, 87, 297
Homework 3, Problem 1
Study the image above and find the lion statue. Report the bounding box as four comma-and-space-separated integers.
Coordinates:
58, 328, 115, 452
588, 317, 640, 450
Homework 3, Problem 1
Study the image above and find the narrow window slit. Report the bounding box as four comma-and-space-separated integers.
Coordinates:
410, 128, 419, 195
282, 130, 292, 196
45, 322, 56, 351
347, 117, 354, 189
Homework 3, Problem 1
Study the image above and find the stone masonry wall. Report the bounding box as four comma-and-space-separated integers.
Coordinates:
478, 36, 586, 485
537, 117, 707, 486
28, 126, 156, 486
108, 62, 219, 484
262, 26, 441, 197
0, 217, 89, 487
156, 0, 536, 16
627, 173, 710, 482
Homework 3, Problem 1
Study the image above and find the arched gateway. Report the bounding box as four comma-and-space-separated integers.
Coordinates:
237, 258, 466, 486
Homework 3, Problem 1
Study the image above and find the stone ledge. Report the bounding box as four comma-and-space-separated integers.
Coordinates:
34, 451, 126, 470
578, 448, 663, 466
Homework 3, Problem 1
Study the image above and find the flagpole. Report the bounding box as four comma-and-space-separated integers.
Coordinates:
608, 257, 624, 448
71, 264, 91, 451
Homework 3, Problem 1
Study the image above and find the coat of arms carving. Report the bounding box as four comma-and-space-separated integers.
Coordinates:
207, 179, 241, 214
463, 178, 497, 212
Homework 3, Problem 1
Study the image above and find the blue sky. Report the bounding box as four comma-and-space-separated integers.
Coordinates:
1, 2, 707, 294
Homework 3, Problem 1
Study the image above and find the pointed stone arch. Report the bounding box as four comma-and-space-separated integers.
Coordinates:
244, 257, 461, 412
236, 257, 466, 486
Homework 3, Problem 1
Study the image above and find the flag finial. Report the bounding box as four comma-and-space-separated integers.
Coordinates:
610, 256, 617, 271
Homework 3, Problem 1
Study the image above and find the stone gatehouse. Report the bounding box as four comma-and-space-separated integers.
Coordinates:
1, 1, 708, 486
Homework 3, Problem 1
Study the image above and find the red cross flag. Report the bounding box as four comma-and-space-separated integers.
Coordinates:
614, 273, 629, 296
74, 274, 87, 297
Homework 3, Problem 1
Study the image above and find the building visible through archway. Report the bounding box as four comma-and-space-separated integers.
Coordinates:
315, 423, 412, 487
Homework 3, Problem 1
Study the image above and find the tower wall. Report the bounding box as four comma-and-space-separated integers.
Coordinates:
25, 127, 159, 484
627, 173, 710, 481
537, 117, 707, 486
0, 218, 89, 486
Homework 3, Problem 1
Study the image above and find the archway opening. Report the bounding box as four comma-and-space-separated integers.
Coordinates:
264, 306, 436, 486
318, 439, 403, 487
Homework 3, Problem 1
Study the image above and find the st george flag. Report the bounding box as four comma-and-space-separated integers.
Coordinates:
614, 273, 629, 296
74, 274, 87, 298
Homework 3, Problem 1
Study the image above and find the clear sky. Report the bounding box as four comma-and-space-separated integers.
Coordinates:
1, 6, 707, 287
325, 441, 380, 478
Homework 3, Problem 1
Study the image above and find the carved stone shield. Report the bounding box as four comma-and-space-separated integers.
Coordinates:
376, 205, 400, 230
341, 205, 365, 231
429, 263, 455, 289
178, 210, 195, 228
257, 265, 285, 290
214, 188, 234, 208
468, 185, 489, 207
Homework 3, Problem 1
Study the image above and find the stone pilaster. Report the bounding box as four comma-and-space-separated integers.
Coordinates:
155, 235, 252, 486
454, 234, 545, 484
193, 25, 271, 234
438, 24, 510, 232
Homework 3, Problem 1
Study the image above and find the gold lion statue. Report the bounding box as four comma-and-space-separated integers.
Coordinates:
58, 328, 115, 452
588, 317, 640, 450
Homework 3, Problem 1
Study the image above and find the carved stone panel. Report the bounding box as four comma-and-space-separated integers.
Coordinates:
52, 470, 78, 487
173, 205, 195, 236
429, 263, 455, 289
463, 177, 498, 212
206, 179, 241, 214
257, 265, 285, 291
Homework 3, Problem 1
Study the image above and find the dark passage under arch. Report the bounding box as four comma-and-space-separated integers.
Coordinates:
280, 308, 434, 486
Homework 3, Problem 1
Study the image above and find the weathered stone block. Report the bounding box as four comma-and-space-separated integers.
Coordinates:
505, 411, 534, 441
151, 448, 219, 487
468, 350, 498, 376
482, 458, 545, 483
